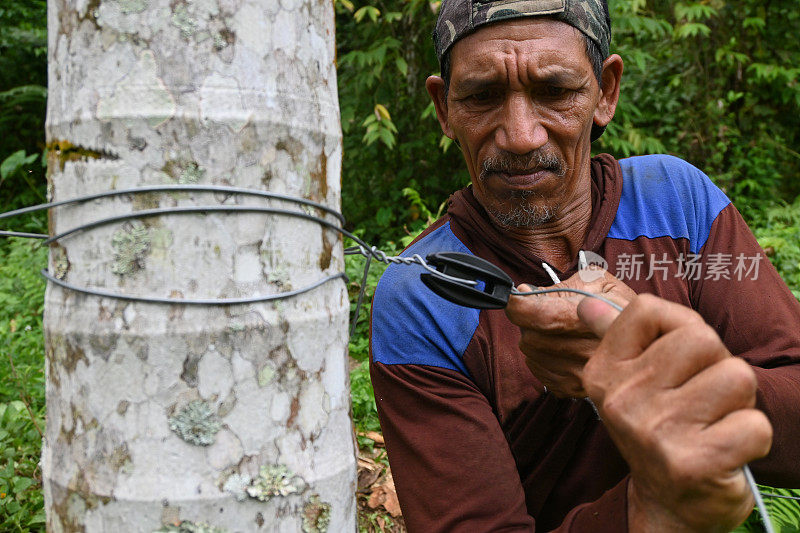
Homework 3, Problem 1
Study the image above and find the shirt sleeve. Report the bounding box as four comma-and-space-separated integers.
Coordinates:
370, 359, 536, 531
693, 202, 800, 487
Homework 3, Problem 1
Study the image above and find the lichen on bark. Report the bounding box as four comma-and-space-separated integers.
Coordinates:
245, 464, 304, 501
221, 473, 250, 502
302, 494, 332, 533
111, 223, 151, 275
168, 400, 221, 446
162, 159, 205, 184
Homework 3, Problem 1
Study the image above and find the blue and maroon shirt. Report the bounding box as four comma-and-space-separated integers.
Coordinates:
370, 154, 800, 532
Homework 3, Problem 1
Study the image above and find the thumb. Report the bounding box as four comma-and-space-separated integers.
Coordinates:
577, 296, 621, 338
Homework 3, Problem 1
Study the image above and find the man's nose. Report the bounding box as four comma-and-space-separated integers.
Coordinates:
495, 92, 548, 154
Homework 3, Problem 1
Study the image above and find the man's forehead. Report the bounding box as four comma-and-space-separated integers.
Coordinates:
449, 19, 590, 80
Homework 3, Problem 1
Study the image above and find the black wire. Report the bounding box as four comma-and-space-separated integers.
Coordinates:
41, 269, 347, 305
761, 492, 800, 501
0, 231, 48, 240
349, 252, 372, 338
0, 186, 384, 308
43, 205, 360, 245
0, 184, 346, 225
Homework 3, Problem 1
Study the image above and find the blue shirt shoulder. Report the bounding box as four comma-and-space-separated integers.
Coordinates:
609, 154, 731, 253
371, 221, 480, 376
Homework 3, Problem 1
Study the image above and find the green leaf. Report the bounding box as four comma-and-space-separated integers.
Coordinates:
362, 130, 380, 145
421, 101, 437, 120
354, 5, 380, 23
743, 17, 766, 31
378, 127, 396, 148
375, 206, 392, 227
0, 84, 46, 103
439, 135, 453, 153
385, 11, 402, 22
675, 22, 711, 39
1, 150, 34, 181
674, 2, 717, 22
27, 510, 46, 525
335, 0, 354, 12
395, 56, 408, 76
13, 477, 34, 493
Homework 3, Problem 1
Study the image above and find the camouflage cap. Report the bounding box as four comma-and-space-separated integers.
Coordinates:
434, 0, 610, 63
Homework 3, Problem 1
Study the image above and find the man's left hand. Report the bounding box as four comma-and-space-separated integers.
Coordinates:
578, 294, 772, 531
505, 267, 636, 398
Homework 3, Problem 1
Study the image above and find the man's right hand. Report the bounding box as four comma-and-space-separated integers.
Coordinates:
506, 266, 636, 398
578, 294, 773, 532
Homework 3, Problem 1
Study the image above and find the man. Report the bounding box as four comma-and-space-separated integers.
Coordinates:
369, 0, 800, 531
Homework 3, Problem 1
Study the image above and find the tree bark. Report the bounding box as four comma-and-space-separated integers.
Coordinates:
44, 0, 355, 531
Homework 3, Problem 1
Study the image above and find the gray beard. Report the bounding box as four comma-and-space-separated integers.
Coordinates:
478, 150, 567, 228
487, 190, 560, 228
479, 151, 565, 228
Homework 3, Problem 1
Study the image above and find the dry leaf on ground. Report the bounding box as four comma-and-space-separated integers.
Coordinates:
361, 430, 385, 445
367, 472, 402, 517
357, 455, 383, 491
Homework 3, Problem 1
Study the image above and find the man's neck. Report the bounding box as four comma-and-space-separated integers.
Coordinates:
491, 180, 593, 273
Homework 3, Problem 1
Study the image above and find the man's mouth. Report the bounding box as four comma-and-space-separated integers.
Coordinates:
479, 152, 566, 185
491, 168, 552, 187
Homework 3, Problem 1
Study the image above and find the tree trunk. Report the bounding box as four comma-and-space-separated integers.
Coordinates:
43, 0, 355, 531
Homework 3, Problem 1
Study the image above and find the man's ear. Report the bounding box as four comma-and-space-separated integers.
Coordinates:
426, 75, 455, 139
593, 54, 623, 128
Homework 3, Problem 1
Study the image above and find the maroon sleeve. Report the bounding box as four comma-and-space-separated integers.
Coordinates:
370, 360, 629, 531
693, 203, 800, 486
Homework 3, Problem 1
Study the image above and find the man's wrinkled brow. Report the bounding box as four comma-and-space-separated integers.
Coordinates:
453, 69, 587, 94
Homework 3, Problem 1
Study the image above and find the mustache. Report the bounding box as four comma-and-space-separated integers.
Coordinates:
480, 151, 567, 181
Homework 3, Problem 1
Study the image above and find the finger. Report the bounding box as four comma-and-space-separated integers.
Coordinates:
508, 286, 590, 334
700, 408, 773, 470
525, 361, 586, 397
524, 354, 585, 382
631, 326, 731, 390
577, 296, 620, 338
520, 332, 597, 362
587, 294, 703, 362
675, 357, 757, 424
563, 266, 613, 290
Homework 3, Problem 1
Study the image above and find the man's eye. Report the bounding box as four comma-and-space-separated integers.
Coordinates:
544, 86, 568, 98
470, 90, 499, 103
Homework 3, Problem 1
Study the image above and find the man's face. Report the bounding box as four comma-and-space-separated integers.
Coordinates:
430, 18, 610, 227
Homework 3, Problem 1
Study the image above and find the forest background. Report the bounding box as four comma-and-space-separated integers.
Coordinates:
1, 0, 799, 530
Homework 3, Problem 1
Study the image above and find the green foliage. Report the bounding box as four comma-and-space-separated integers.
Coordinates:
0, 150, 38, 184
600, 0, 800, 223
351, 361, 381, 435
346, 237, 398, 364
0, 0, 47, 215
1, 150, 45, 206
753, 197, 800, 299
0, 238, 46, 531
734, 487, 800, 533
0, 401, 45, 531
0, 240, 47, 407
336, 0, 470, 244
